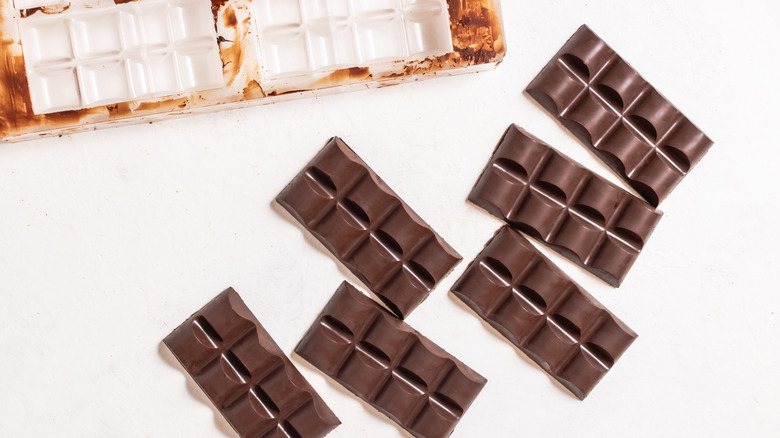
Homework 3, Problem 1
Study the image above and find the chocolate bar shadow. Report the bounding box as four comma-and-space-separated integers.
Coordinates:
270, 199, 399, 316
445, 289, 576, 399
289, 349, 411, 438
157, 341, 235, 437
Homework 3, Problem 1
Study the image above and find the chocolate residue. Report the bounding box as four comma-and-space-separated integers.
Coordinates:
313, 67, 372, 87
218, 4, 249, 86
223, 6, 237, 27
210, 0, 229, 20
20, 3, 70, 17
447, 0, 505, 64
0, 36, 33, 137
267, 89, 305, 97
242, 80, 264, 99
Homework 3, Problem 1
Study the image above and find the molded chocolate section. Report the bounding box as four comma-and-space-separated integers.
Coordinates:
451, 226, 637, 399
526, 25, 713, 206
164, 288, 340, 438
296, 282, 487, 438
469, 125, 662, 286
277, 137, 461, 319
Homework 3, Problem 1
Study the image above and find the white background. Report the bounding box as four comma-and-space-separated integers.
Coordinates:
1, 1, 778, 436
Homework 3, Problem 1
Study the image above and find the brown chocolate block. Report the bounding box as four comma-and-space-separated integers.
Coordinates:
469, 125, 662, 286
276, 137, 461, 319
452, 226, 637, 399
296, 282, 487, 438
526, 25, 713, 207
163, 288, 340, 438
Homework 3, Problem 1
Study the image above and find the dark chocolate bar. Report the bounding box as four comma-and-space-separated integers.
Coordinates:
469, 125, 662, 286
277, 137, 461, 319
451, 226, 637, 399
526, 25, 713, 206
296, 282, 487, 438
164, 288, 340, 438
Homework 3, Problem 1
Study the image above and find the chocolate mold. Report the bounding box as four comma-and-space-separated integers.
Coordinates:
18, 0, 223, 114
255, 0, 452, 79
0, 0, 505, 141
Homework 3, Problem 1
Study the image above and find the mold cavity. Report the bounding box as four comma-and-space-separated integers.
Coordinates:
549, 314, 581, 343
191, 316, 222, 348
319, 315, 353, 344
534, 181, 567, 203
404, 260, 436, 292
629, 115, 658, 141
373, 229, 403, 258
304, 166, 337, 198
393, 367, 428, 394
561, 54, 590, 79
596, 84, 624, 110
584, 342, 615, 369
430, 392, 465, 419
479, 257, 513, 287
513, 286, 547, 315
493, 158, 527, 184
338, 198, 370, 228
356, 341, 391, 369
660, 145, 691, 173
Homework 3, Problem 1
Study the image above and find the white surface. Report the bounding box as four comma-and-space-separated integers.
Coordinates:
0, 1, 778, 436
18, 0, 223, 114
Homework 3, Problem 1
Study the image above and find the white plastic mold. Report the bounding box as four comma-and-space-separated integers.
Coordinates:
0, 0, 505, 141
255, 0, 452, 79
17, 0, 223, 114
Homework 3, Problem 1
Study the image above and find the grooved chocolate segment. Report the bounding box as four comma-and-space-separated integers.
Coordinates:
451, 226, 637, 399
163, 288, 340, 438
526, 25, 713, 206
296, 282, 487, 438
469, 125, 662, 286
277, 137, 462, 319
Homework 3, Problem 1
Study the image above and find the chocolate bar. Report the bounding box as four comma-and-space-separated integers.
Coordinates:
163, 288, 340, 438
469, 125, 662, 286
526, 25, 713, 206
451, 226, 637, 399
296, 282, 487, 438
277, 137, 461, 319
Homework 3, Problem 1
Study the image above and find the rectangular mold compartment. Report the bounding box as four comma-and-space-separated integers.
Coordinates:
0, 0, 505, 142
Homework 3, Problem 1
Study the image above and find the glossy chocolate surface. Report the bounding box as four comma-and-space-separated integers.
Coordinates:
469, 125, 662, 286
526, 25, 713, 206
277, 137, 461, 319
296, 282, 487, 438
164, 288, 340, 438
452, 226, 637, 399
